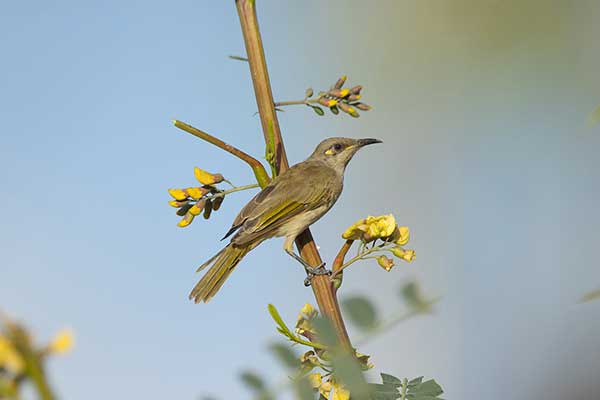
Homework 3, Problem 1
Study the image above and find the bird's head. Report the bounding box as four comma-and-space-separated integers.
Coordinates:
308, 137, 382, 172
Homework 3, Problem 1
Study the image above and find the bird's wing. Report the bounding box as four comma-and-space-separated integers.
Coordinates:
228, 162, 337, 246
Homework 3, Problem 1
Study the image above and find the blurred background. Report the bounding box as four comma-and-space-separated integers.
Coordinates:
1, 0, 599, 398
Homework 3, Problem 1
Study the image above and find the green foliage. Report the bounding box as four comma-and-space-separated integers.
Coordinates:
579, 288, 600, 303
267, 304, 326, 349
341, 296, 379, 331
370, 374, 444, 400
400, 282, 431, 312
268, 343, 299, 369
239, 371, 273, 400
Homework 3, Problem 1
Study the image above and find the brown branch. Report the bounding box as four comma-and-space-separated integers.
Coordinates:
173, 119, 271, 188
235, 0, 352, 350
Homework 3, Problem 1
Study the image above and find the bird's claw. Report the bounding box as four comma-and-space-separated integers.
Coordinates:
303, 263, 331, 286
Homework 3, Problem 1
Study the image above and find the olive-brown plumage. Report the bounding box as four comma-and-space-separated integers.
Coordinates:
189, 137, 381, 303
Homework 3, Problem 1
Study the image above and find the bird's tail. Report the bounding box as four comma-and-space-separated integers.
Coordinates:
189, 243, 251, 303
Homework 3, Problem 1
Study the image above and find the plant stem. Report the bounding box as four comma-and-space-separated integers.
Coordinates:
400, 378, 408, 400
210, 183, 260, 199
173, 119, 271, 188
330, 246, 381, 280
235, 0, 352, 351
274, 98, 319, 107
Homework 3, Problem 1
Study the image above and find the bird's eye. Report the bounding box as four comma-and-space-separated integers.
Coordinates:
333, 143, 343, 151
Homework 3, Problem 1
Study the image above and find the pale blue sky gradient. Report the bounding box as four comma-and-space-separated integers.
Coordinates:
1, 1, 600, 399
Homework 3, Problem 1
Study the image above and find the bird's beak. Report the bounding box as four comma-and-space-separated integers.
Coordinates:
357, 138, 383, 147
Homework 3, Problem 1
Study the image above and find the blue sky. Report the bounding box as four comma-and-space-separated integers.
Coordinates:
1, 1, 600, 399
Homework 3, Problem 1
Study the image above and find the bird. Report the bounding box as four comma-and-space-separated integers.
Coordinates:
189, 137, 382, 303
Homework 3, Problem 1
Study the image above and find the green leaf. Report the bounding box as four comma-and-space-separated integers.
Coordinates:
269, 342, 299, 369
381, 373, 402, 386
228, 55, 248, 62
331, 352, 372, 399
342, 296, 378, 330
370, 383, 401, 400
579, 288, 600, 303
406, 377, 444, 400
239, 371, 265, 391
312, 317, 338, 348
267, 304, 293, 338
293, 376, 316, 400
310, 105, 325, 116
330, 105, 339, 115
400, 282, 431, 312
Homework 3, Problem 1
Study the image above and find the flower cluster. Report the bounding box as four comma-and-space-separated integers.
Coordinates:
306, 75, 372, 118
168, 167, 226, 227
293, 304, 372, 400
1, 316, 73, 396
342, 214, 415, 272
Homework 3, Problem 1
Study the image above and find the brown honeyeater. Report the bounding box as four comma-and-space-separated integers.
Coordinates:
189, 137, 382, 303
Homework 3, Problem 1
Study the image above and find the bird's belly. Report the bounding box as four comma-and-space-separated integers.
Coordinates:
273, 206, 330, 239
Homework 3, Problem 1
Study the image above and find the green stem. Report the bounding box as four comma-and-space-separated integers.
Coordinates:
274, 98, 319, 107
210, 183, 260, 199
173, 119, 271, 188
330, 246, 381, 280
400, 378, 408, 400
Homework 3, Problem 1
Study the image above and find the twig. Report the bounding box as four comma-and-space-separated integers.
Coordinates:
210, 183, 260, 199
173, 119, 271, 188
235, 0, 353, 350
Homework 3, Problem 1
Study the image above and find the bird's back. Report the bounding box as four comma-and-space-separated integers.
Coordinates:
229, 160, 342, 246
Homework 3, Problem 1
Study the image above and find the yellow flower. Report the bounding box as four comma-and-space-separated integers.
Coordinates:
48, 329, 74, 354
0, 335, 24, 373
308, 372, 322, 388
319, 379, 333, 399
395, 226, 410, 245
194, 167, 224, 186
296, 303, 318, 336
332, 381, 350, 400
391, 247, 416, 262
342, 214, 397, 242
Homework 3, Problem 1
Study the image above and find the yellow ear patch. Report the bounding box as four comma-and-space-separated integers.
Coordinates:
325, 149, 334, 155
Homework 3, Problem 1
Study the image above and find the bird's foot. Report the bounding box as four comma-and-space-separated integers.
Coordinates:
303, 263, 331, 286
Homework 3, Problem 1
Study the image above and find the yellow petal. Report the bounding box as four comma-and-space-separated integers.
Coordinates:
402, 249, 416, 262
185, 187, 204, 200
168, 188, 188, 201
194, 167, 224, 186
48, 329, 74, 354
332, 382, 350, 400
319, 380, 333, 399
308, 373, 322, 388
0, 336, 25, 373
188, 204, 202, 216
376, 255, 394, 271
396, 226, 410, 245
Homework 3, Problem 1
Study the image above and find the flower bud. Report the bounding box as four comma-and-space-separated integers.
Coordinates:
188, 199, 206, 216
354, 102, 372, 111
334, 75, 347, 89
376, 255, 395, 271
203, 200, 213, 219
212, 196, 224, 211
318, 97, 338, 108
337, 102, 359, 117
177, 212, 195, 227
168, 188, 188, 201
184, 187, 209, 200
176, 203, 193, 216
168, 200, 188, 208
391, 247, 416, 262
349, 85, 362, 94
328, 88, 350, 99
347, 94, 361, 102
194, 167, 224, 185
